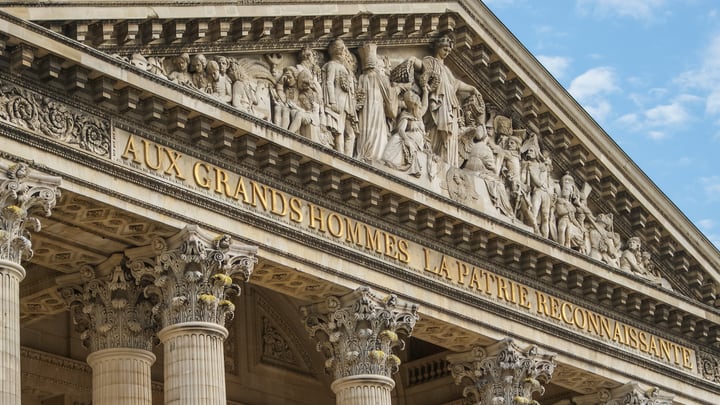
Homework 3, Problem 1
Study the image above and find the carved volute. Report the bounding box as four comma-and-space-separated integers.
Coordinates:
0, 162, 61, 267
125, 224, 258, 328
301, 286, 419, 380
447, 338, 556, 405
59, 255, 157, 352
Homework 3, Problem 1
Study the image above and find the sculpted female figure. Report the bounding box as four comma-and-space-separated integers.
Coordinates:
356, 43, 398, 163
412, 36, 479, 168
382, 88, 428, 177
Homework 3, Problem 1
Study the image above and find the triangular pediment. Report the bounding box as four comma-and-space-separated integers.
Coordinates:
2, 2, 720, 391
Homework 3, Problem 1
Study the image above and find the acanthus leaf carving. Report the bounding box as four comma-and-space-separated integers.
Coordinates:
0, 161, 61, 265
125, 224, 258, 328
447, 338, 556, 405
301, 286, 419, 380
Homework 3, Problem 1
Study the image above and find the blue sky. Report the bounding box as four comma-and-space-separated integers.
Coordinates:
485, 0, 720, 249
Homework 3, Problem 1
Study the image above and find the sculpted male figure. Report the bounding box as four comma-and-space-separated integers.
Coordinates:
323, 39, 358, 156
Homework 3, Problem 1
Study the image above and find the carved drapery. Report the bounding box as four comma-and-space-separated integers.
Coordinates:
301, 286, 419, 380
0, 161, 60, 405
447, 338, 556, 405
125, 224, 257, 328
571, 382, 674, 405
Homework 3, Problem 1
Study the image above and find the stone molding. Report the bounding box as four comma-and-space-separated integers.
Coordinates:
301, 286, 419, 380
0, 161, 61, 266
571, 381, 674, 405
126, 224, 258, 328
447, 338, 556, 405
58, 254, 158, 352
330, 374, 395, 404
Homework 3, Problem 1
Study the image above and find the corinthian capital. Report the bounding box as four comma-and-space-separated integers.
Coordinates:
572, 382, 673, 405
447, 338, 556, 405
301, 286, 419, 380
58, 254, 157, 352
0, 162, 61, 265
125, 224, 258, 328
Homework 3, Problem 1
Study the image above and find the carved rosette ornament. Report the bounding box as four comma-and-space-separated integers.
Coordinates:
301, 286, 419, 405
447, 338, 556, 405
571, 382, 674, 405
0, 161, 60, 405
125, 224, 258, 328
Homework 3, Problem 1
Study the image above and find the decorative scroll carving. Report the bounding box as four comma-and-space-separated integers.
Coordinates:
125, 224, 258, 327
262, 316, 295, 365
58, 255, 157, 352
699, 351, 720, 384
118, 36, 674, 290
0, 81, 110, 157
301, 286, 419, 380
571, 381, 674, 405
447, 338, 556, 405
0, 162, 61, 264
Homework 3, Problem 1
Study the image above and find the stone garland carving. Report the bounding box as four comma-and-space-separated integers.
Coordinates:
126, 225, 258, 328
0, 162, 61, 264
124, 37, 670, 289
571, 381, 674, 405
447, 338, 556, 405
300, 286, 419, 380
59, 261, 158, 352
0, 81, 110, 157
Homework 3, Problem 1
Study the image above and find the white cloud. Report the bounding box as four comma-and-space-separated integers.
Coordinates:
647, 130, 667, 140
701, 176, 720, 201
576, 0, 666, 20
537, 55, 572, 79
569, 67, 618, 100
643, 103, 690, 127
698, 219, 715, 230
583, 100, 613, 122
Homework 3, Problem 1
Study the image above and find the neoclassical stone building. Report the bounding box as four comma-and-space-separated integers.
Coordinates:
0, 1, 718, 404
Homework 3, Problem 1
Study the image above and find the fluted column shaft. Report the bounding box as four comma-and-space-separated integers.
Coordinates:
0, 261, 24, 405
158, 322, 228, 405
331, 375, 394, 405
86, 348, 155, 405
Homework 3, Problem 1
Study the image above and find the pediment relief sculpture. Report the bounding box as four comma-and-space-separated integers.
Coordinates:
116, 35, 673, 290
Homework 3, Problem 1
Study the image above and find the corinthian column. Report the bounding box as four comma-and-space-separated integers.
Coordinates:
571, 382, 674, 405
447, 338, 556, 405
301, 286, 419, 405
125, 225, 257, 405
0, 162, 61, 405
59, 254, 157, 405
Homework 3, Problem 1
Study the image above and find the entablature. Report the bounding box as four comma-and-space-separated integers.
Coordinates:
1, 5, 719, 349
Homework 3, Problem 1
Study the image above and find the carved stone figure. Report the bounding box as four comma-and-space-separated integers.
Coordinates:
413, 36, 479, 168
356, 43, 399, 163
190, 54, 209, 92
207, 60, 232, 103
555, 173, 584, 249
323, 39, 358, 156
382, 89, 428, 177
272, 66, 299, 129
520, 133, 553, 237
460, 127, 514, 217
167, 53, 193, 87
586, 213, 621, 267
288, 69, 327, 146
